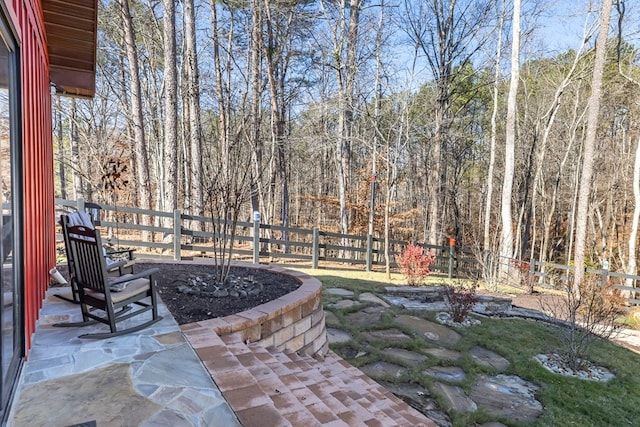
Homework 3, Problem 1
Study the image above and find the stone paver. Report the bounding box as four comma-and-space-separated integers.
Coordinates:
422, 366, 467, 383
394, 314, 461, 347
422, 347, 461, 361
378, 381, 451, 427
10, 288, 240, 427
324, 310, 341, 327
470, 375, 542, 421
344, 306, 386, 326
382, 348, 428, 365
432, 382, 477, 413
326, 327, 353, 344
358, 292, 390, 307
327, 300, 359, 309
470, 346, 511, 371
359, 361, 408, 379
325, 288, 355, 297
361, 328, 412, 344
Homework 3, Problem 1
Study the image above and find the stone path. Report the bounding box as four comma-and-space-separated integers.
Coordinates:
323, 286, 544, 426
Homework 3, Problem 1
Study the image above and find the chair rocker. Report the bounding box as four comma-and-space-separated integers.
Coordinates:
54, 224, 162, 339
56, 212, 134, 305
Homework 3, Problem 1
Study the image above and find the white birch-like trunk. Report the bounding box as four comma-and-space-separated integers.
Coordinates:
499, 0, 520, 278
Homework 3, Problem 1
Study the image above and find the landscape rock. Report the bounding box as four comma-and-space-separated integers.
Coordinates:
432, 382, 477, 413
358, 292, 390, 307
379, 381, 452, 427
394, 314, 461, 347
381, 348, 429, 365
470, 374, 542, 421
324, 288, 355, 297
470, 346, 511, 371
359, 361, 408, 379
326, 327, 352, 344
422, 366, 467, 383
345, 306, 386, 326
361, 328, 412, 345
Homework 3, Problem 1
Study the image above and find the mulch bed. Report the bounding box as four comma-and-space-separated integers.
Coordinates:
136, 262, 300, 325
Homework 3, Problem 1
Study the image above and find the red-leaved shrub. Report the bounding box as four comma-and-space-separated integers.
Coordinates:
396, 242, 436, 286
444, 282, 478, 323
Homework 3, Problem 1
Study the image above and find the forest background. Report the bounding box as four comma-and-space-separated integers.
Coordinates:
53, 0, 640, 280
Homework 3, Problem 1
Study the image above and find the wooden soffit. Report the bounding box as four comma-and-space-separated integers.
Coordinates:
42, 0, 98, 98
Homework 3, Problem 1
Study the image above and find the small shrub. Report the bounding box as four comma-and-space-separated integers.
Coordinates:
541, 276, 624, 370
444, 282, 478, 323
396, 242, 436, 286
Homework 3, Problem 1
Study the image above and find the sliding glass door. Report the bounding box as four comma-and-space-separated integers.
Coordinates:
0, 5, 22, 420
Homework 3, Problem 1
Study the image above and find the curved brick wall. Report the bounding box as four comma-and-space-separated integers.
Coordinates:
178, 261, 328, 356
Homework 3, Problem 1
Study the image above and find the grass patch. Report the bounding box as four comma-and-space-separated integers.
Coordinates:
303, 267, 640, 427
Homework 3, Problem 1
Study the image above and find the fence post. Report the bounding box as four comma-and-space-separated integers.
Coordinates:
448, 238, 456, 279
601, 260, 609, 287
173, 209, 181, 261
253, 211, 261, 264
312, 227, 319, 269
366, 234, 373, 272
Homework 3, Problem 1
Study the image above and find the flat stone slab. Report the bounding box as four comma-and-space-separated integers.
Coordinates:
384, 286, 447, 297
473, 295, 512, 314
470, 346, 511, 371
326, 327, 352, 344
394, 314, 461, 347
324, 288, 355, 297
422, 348, 461, 361
378, 381, 452, 427
423, 366, 467, 383
323, 310, 341, 327
327, 299, 359, 309
382, 348, 429, 365
432, 382, 477, 413
359, 361, 407, 379
345, 306, 386, 326
382, 295, 449, 311
470, 374, 542, 421
12, 364, 162, 426
359, 292, 390, 307
361, 328, 412, 345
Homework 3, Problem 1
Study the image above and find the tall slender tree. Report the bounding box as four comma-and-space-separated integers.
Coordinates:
573, 0, 613, 292
162, 0, 178, 217
499, 0, 520, 276
119, 0, 153, 228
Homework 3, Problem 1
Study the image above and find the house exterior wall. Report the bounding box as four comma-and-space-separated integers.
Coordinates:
7, 0, 55, 355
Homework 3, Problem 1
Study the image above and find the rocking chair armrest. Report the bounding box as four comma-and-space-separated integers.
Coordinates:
106, 248, 135, 260
109, 268, 160, 285
105, 260, 129, 272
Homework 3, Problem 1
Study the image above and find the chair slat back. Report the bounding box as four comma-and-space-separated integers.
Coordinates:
66, 225, 109, 293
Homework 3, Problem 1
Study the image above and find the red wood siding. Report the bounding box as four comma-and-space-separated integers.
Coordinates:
8, 0, 55, 356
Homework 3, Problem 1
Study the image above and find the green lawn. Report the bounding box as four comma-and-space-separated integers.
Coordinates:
292, 267, 640, 427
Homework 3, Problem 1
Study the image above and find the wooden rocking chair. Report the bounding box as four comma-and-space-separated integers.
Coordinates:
56, 212, 134, 304
54, 224, 162, 339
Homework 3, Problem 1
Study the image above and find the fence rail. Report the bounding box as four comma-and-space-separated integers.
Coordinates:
55, 198, 481, 278
528, 259, 640, 305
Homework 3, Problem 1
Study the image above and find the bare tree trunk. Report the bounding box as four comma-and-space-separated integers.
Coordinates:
70, 98, 81, 199
573, 0, 613, 292
484, 0, 505, 252
185, 0, 204, 220
162, 0, 178, 217
55, 96, 67, 199
210, 1, 229, 178
499, 0, 520, 277
120, 0, 152, 235
262, 0, 291, 250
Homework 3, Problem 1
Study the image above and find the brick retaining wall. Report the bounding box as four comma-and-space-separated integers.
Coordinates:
180, 262, 328, 356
